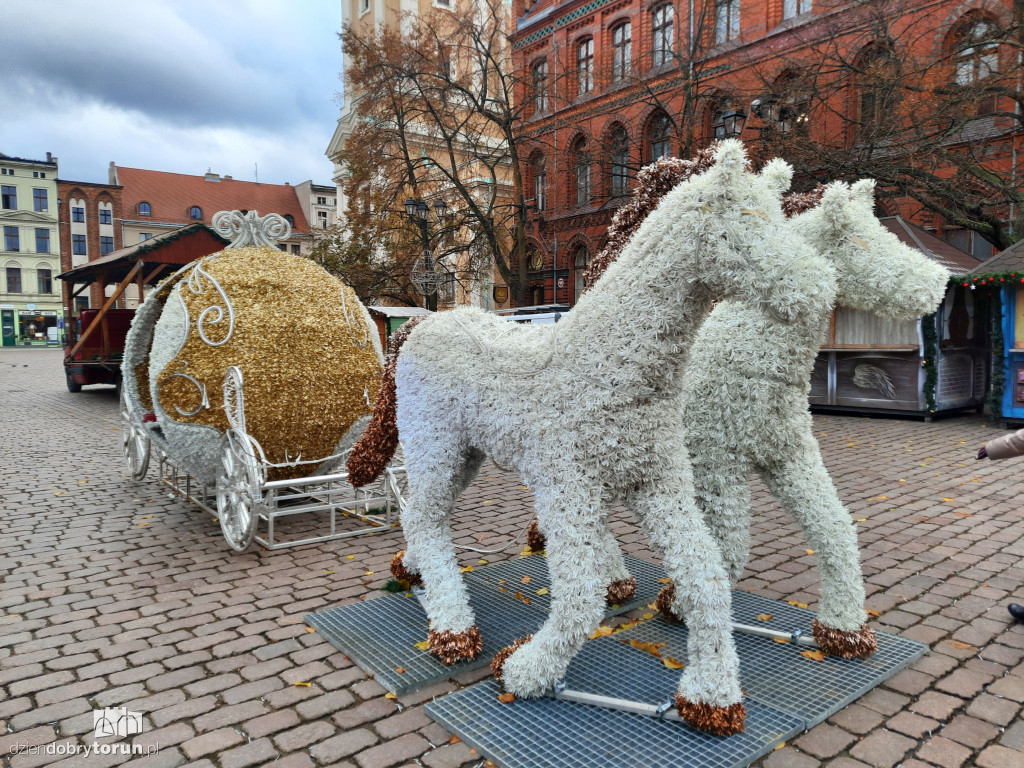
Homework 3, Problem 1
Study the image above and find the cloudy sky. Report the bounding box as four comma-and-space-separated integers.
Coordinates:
0, 0, 345, 186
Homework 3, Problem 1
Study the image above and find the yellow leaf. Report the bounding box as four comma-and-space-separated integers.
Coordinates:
478, 559, 488, 564
460, 566, 474, 573
658, 578, 672, 584
865, 609, 880, 617
498, 693, 515, 703
305, 626, 316, 633
787, 601, 809, 609
774, 742, 787, 750
54, 492, 67, 496
955, 511, 973, 517
346, 555, 355, 559
449, 736, 461, 744
942, 497, 954, 502
756, 614, 773, 622
647, 603, 657, 610
590, 626, 615, 639
804, 549, 815, 555
136, 522, 149, 527
876, 496, 888, 501
662, 656, 685, 669
482, 500, 493, 505
521, 576, 531, 584
414, 640, 430, 651
642, 613, 654, 620
140, 515, 153, 519
536, 588, 549, 595
800, 649, 825, 661
385, 692, 398, 699
773, 637, 790, 644
855, 518, 867, 523
847, 442, 856, 446
365, 571, 375, 576
294, 681, 312, 687
324, 570, 335, 574
395, 667, 406, 674
949, 640, 974, 650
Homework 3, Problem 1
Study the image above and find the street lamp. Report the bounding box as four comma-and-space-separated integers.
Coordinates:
721, 109, 747, 139
404, 196, 449, 310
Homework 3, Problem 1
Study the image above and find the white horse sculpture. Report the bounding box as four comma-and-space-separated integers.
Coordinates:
348, 141, 835, 734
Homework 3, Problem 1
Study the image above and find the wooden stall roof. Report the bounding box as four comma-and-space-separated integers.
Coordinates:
968, 238, 1024, 275
57, 223, 229, 286
367, 306, 433, 319
879, 217, 982, 277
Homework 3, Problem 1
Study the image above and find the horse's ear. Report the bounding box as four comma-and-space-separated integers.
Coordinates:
820, 181, 852, 231
850, 179, 876, 206
760, 158, 793, 197
710, 139, 747, 179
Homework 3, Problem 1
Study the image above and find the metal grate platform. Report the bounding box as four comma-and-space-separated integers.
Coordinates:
306, 553, 665, 694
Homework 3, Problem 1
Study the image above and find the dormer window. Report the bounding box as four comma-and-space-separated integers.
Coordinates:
189, 206, 202, 220
139, 202, 151, 216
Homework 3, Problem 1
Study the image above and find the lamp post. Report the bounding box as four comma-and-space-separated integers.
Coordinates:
404, 197, 448, 311
721, 109, 747, 139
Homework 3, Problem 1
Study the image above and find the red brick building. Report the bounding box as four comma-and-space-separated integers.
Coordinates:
57, 179, 124, 311
511, 0, 1021, 306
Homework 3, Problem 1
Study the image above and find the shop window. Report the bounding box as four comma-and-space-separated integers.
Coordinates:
37, 268, 52, 294
4, 226, 19, 252
576, 38, 594, 96
35, 229, 49, 254
652, 4, 674, 67
6, 266, 21, 293
33, 189, 48, 212
1, 185, 16, 210
19, 312, 56, 340
611, 22, 631, 82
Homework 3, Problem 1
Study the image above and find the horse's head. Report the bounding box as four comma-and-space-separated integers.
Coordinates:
794, 180, 949, 319
687, 140, 836, 324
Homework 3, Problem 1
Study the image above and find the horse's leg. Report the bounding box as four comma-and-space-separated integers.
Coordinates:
595, 519, 636, 604
760, 439, 876, 659
492, 475, 608, 697
628, 461, 746, 736
400, 436, 483, 665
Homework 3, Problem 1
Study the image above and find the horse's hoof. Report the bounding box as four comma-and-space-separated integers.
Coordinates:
675, 695, 746, 735
428, 627, 483, 665
606, 577, 637, 605
490, 635, 531, 683
526, 520, 546, 551
812, 619, 877, 659
390, 550, 422, 588
655, 584, 682, 622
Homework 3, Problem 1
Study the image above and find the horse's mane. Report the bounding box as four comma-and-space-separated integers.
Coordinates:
582, 146, 825, 293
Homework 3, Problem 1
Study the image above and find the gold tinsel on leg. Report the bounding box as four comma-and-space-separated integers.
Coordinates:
389, 550, 422, 588
655, 584, 681, 622
428, 627, 483, 665
675, 696, 746, 736
811, 619, 877, 659
606, 577, 637, 605
490, 635, 532, 683
525, 520, 546, 551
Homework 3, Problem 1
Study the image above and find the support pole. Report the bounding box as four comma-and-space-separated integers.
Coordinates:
66, 260, 144, 361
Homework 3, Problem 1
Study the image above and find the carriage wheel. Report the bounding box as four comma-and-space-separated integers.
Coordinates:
217, 429, 262, 552
120, 391, 151, 481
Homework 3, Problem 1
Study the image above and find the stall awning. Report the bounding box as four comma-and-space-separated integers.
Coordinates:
57, 223, 229, 286
968, 239, 1024, 275
879, 217, 982, 277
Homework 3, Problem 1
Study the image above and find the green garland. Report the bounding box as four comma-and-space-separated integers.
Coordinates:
989, 289, 1005, 418
921, 313, 938, 413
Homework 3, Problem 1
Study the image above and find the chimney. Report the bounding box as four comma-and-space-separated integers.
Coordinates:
46, 152, 52, 162
108, 161, 118, 185
204, 172, 221, 182
223, 175, 233, 180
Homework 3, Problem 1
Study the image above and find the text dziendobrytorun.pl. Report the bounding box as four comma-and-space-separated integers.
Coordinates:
8, 743, 159, 756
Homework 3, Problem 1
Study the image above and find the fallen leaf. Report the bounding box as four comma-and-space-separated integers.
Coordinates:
365, 571, 375, 576
482, 500, 493, 505
642, 613, 654, 620
460, 566, 474, 573
876, 496, 888, 501
498, 693, 515, 703
855, 518, 867, 523
590, 626, 615, 639
756, 614, 773, 622
662, 657, 685, 669
305, 626, 316, 633
942, 497, 955, 502
804, 549, 815, 555
787, 601, 809, 609
414, 640, 430, 651
385, 692, 398, 700
955, 511, 973, 517
774, 742, 787, 750
54, 492, 67, 496
949, 640, 975, 650
865, 609, 881, 617
913, 516, 928, 522
324, 570, 335, 574
536, 588, 549, 595
800, 649, 825, 661
847, 442, 857, 446
478, 559, 488, 565
346, 555, 355, 559
395, 667, 406, 674
515, 591, 524, 600
449, 736, 461, 745
140, 515, 153, 519
136, 522, 149, 527
521, 576, 531, 584
773, 637, 790, 644
294, 681, 312, 687
620, 639, 665, 657
647, 603, 657, 610
658, 578, 672, 584
498, 580, 508, 585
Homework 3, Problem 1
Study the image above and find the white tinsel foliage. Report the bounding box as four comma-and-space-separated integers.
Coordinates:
389, 140, 834, 730
680, 180, 949, 638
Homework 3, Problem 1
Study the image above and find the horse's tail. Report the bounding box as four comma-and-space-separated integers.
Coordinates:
347, 315, 425, 487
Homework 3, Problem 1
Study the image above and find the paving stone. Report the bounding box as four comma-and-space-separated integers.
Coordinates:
180, 728, 245, 761
849, 730, 916, 768
294, 690, 356, 720
911, 691, 963, 721
243, 709, 300, 740
271, 721, 336, 752
976, 745, 1024, 768
762, 747, 820, 768
988, 673, 1024, 702
353, 733, 429, 768
828, 704, 884, 735
1000, 721, 1024, 750
965, 692, 1020, 726
795, 725, 856, 759
914, 736, 972, 768
218, 738, 278, 768
420, 742, 478, 768
308, 729, 378, 764
934, 668, 993, 698
940, 714, 1000, 748
886, 711, 938, 739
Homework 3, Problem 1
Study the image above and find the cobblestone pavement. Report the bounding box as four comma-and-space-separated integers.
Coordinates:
2, 347, 1023, 768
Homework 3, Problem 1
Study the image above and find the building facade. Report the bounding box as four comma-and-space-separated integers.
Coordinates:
511, 0, 1021, 307
0, 152, 61, 346
108, 164, 312, 264
294, 180, 338, 234
57, 179, 124, 314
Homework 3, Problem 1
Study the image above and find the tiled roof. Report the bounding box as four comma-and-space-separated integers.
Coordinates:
969, 239, 1024, 275
117, 167, 310, 233
880, 217, 982, 277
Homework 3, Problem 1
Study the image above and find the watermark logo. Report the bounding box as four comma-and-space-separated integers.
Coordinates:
93, 708, 144, 739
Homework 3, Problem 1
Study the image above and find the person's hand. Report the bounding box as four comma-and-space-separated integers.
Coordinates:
977, 445, 988, 460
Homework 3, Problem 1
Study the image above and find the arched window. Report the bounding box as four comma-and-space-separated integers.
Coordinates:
571, 137, 591, 206
611, 22, 631, 82
608, 125, 630, 197
531, 153, 547, 211
138, 202, 151, 216
856, 47, 897, 139
189, 206, 202, 220
767, 72, 810, 133
37, 267, 52, 294
949, 14, 1000, 114
573, 244, 589, 302
5, 264, 22, 293
652, 4, 674, 67
530, 285, 544, 305
647, 112, 672, 161
532, 58, 548, 113
709, 96, 732, 140
576, 38, 594, 96
284, 214, 295, 227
